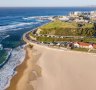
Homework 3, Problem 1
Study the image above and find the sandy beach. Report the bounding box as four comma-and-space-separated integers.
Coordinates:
7, 45, 41, 90
7, 44, 96, 90
7, 46, 28, 90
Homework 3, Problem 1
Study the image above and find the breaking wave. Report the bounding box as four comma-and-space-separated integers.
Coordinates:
0, 22, 39, 32
22, 16, 36, 20
22, 16, 50, 20
0, 46, 26, 90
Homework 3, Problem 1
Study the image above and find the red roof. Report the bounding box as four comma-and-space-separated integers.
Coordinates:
78, 42, 90, 47
78, 42, 96, 48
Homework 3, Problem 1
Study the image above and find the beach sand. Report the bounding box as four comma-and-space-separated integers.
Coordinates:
7, 45, 96, 90
7, 46, 41, 90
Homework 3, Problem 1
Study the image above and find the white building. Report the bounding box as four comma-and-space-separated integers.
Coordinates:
69, 11, 82, 16
74, 18, 89, 23
90, 11, 96, 20
90, 11, 96, 15
74, 42, 80, 48
59, 16, 69, 21
70, 11, 90, 17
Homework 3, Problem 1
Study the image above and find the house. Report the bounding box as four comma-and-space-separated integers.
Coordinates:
90, 11, 96, 16
59, 16, 70, 21
78, 42, 90, 48
77, 42, 96, 49
74, 18, 89, 23
69, 11, 82, 16
74, 42, 80, 48
70, 11, 90, 17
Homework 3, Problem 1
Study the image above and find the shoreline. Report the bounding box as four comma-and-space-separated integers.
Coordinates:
5, 21, 50, 90
0, 46, 26, 90
6, 46, 28, 90
7, 45, 42, 90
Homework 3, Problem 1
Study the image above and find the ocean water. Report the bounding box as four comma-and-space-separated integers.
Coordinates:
0, 7, 96, 90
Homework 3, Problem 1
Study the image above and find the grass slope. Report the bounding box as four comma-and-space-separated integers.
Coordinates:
39, 20, 95, 36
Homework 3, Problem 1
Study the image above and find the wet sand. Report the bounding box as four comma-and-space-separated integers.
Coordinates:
7, 46, 41, 90
7, 46, 28, 90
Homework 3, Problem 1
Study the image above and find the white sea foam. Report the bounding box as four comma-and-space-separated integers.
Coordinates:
22, 16, 36, 20
0, 16, 49, 32
36, 19, 44, 22
0, 35, 10, 43
0, 46, 26, 90
0, 22, 39, 32
22, 16, 51, 20
3, 35, 10, 40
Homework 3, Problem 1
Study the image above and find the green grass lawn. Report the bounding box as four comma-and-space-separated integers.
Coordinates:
34, 35, 96, 44
41, 20, 77, 28
39, 20, 95, 36
40, 20, 93, 29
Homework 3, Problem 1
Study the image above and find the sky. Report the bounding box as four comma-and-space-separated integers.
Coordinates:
0, 0, 96, 7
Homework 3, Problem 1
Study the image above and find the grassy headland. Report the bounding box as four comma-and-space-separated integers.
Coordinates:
30, 20, 96, 43
39, 20, 95, 36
